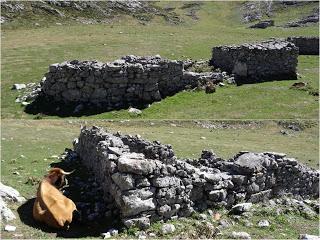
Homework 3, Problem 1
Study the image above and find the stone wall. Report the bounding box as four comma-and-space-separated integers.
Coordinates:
73, 126, 319, 229
287, 36, 319, 55
40, 55, 222, 111
210, 39, 298, 84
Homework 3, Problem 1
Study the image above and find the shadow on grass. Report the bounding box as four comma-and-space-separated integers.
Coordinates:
17, 199, 115, 238
17, 150, 122, 238
24, 95, 149, 118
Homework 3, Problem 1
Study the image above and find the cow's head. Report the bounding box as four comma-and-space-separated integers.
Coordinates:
46, 168, 74, 189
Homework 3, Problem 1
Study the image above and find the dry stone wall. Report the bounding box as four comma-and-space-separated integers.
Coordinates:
210, 39, 298, 84
74, 126, 319, 229
287, 36, 319, 55
40, 55, 220, 111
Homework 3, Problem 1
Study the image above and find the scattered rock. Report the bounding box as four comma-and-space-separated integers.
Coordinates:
108, 228, 119, 236
0, 16, 6, 24
249, 20, 274, 29
198, 213, 208, 220
128, 107, 142, 115
4, 225, 16, 232
21, 101, 30, 106
138, 231, 147, 239
12, 84, 26, 90
299, 234, 320, 240
0, 198, 16, 221
226, 77, 236, 84
230, 203, 253, 214
101, 232, 111, 239
258, 219, 270, 228
231, 231, 251, 239
290, 82, 308, 89
161, 223, 176, 235
0, 182, 25, 203
218, 219, 230, 228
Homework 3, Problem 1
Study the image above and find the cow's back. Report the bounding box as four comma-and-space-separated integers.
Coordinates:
33, 180, 76, 228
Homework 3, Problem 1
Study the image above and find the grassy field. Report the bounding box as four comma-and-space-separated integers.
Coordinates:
1, 1, 319, 239
1, 119, 319, 238
1, 1, 319, 119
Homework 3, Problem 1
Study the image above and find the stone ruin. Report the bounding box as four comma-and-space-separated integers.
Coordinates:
39, 55, 223, 112
287, 36, 319, 55
26, 37, 314, 113
73, 126, 319, 229
210, 39, 298, 84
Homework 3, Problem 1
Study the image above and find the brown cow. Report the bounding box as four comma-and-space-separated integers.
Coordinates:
33, 168, 77, 229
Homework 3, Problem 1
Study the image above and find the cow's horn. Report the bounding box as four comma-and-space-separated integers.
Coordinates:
61, 169, 75, 175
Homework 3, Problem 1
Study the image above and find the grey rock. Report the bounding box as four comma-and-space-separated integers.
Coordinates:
128, 107, 142, 115
208, 189, 227, 202
218, 219, 230, 228
108, 228, 119, 236
161, 223, 175, 235
198, 213, 208, 220
299, 234, 320, 240
152, 176, 181, 187
4, 225, 16, 232
234, 153, 266, 174
0, 198, 16, 221
12, 84, 26, 90
0, 182, 25, 203
230, 203, 253, 214
231, 231, 251, 239
101, 232, 111, 239
111, 173, 134, 191
258, 219, 270, 228
121, 195, 155, 217
123, 216, 151, 229
118, 153, 155, 175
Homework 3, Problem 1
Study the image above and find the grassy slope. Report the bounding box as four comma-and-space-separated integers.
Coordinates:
1, 1, 319, 119
1, 119, 319, 238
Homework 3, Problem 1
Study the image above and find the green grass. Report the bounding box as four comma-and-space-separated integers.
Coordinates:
1, 1, 319, 119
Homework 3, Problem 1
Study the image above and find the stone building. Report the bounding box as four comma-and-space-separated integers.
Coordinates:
210, 39, 298, 84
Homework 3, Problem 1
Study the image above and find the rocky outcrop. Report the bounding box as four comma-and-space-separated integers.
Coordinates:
0, 1, 183, 25
210, 39, 298, 84
0, 182, 26, 222
287, 36, 319, 55
38, 55, 222, 111
73, 126, 319, 229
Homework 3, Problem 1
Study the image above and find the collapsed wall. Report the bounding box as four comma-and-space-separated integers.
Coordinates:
210, 39, 298, 84
74, 126, 319, 229
287, 36, 319, 55
40, 55, 222, 111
